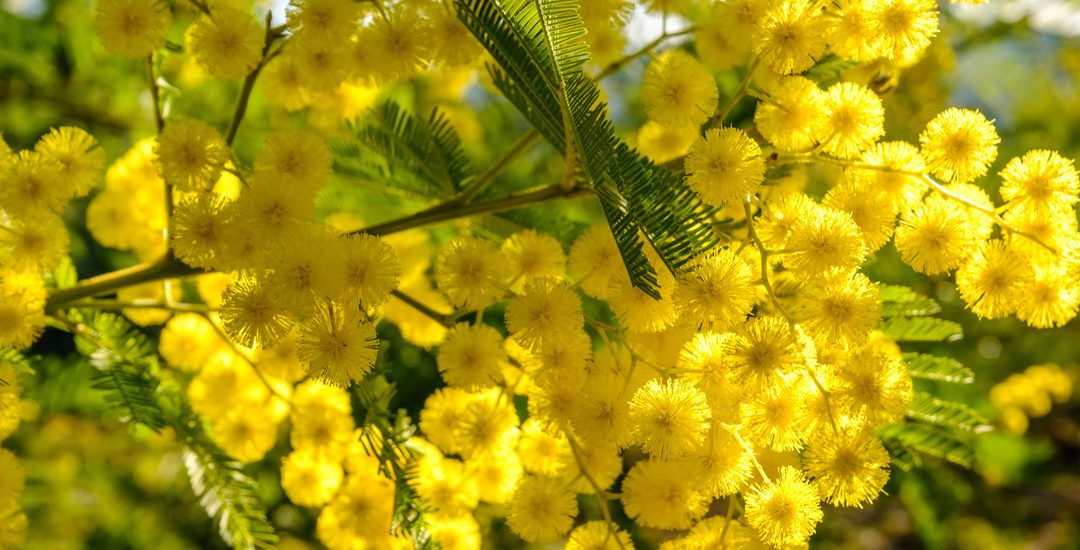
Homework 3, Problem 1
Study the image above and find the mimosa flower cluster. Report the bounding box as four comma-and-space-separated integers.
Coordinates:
2, 0, 1073, 548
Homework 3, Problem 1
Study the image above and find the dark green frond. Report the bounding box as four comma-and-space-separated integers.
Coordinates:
334, 101, 474, 197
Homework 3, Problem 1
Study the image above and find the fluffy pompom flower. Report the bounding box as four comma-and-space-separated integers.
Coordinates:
868, 0, 939, 62
506, 475, 578, 543
637, 120, 699, 163
566, 521, 633, 550
726, 315, 803, 392
837, 343, 913, 427
785, 205, 867, 279
741, 382, 813, 452
920, 108, 1000, 183
211, 408, 280, 463
0, 213, 69, 274
628, 378, 712, 459
339, 234, 401, 307
823, 181, 897, 253
0, 276, 46, 350
568, 223, 623, 299
804, 428, 891, 507
501, 229, 566, 285
820, 82, 885, 159
363, 7, 432, 83
683, 426, 756, 498
797, 270, 881, 348
895, 195, 978, 275
753, 1, 829, 75
1, 151, 66, 216
297, 301, 379, 387
744, 466, 823, 547
287, 0, 361, 45
436, 236, 510, 310
755, 76, 828, 153
220, 275, 295, 349
686, 127, 766, 207
281, 448, 345, 507
94, 0, 170, 58
673, 249, 756, 332
154, 118, 229, 191
158, 313, 224, 372
999, 149, 1080, 212
438, 323, 507, 388
189, 7, 264, 79
34, 126, 104, 199
504, 278, 583, 347
956, 239, 1034, 319
254, 128, 334, 190
1016, 266, 1080, 329
621, 459, 709, 530
641, 50, 718, 129
170, 193, 234, 270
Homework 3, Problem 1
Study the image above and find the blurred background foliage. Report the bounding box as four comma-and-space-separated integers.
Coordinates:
2, 0, 1080, 548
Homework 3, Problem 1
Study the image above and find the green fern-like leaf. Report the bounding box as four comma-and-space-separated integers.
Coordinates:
335, 101, 474, 197
73, 312, 167, 432
0, 348, 33, 382
879, 422, 976, 468
804, 53, 858, 85
906, 392, 991, 433
880, 316, 962, 342
880, 285, 942, 317
180, 431, 277, 550
903, 352, 975, 384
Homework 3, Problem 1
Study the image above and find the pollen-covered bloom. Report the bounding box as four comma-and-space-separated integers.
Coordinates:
641, 50, 718, 129
895, 195, 978, 275
0, 276, 45, 350
920, 108, 1000, 183
34, 126, 104, 199
999, 150, 1080, 212
744, 466, 823, 547
956, 239, 1034, 319
628, 378, 712, 459
154, 118, 229, 191
797, 270, 881, 348
804, 428, 891, 507
297, 301, 379, 387
785, 205, 868, 279
501, 230, 566, 284
220, 275, 295, 349
170, 193, 234, 269
685, 127, 766, 207
189, 7, 264, 79
820, 82, 885, 159
673, 249, 756, 332
506, 475, 578, 543
437, 323, 506, 388
94, 0, 170, 58
869, 0, 940, 62
504, 278, 583, 347
621, 458, 709, 530
436, 236, 510, 310
755, 76, 828, 152
753, 0, 829, 75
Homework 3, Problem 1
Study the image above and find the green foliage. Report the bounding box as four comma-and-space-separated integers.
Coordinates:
354, 377, 435, 549
178, 418, 278, 550
69, 311, 277, 549
907, 392, 991, 433
803, 53, 859, 86
880, 284, 943, 317
881, 422, 978, 469
455, 0, 721, 298
335, 101, 474, 199
72, 311, 167, 432
903, 352, 975, 384
881, 316, 963, 342
0, 348, 33, 381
